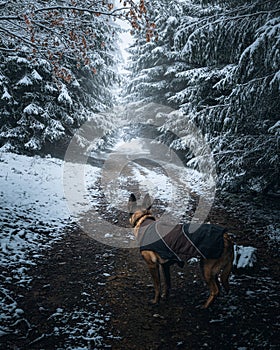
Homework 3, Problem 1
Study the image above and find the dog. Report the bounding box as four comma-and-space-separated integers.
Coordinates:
128, 193, 234, 308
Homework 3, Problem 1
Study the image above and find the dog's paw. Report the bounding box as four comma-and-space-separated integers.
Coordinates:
148, 299, 160, 306
195, 303, 209, 310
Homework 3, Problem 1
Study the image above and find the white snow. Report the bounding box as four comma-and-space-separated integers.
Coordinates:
167, 16, 178, 26
89, 133, 216, 233
233, 245, 257, 269
268, 120, 280, 135
31, 69, 43, 81
24, 136, 41, 150
23, 103, 43, 115
45, 83, 58, 93
16, 57, 29, 64
0, 152, 71, 335
1, 87, 12, 100
0, 152, 118, 346
0, 153, 70, 267
58, 84, 73, 106
71, 79, 80, 87
17, 76, 33, 86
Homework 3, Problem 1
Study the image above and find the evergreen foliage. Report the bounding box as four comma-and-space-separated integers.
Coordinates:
0, 1, 121, 156
125, 0, 280, 193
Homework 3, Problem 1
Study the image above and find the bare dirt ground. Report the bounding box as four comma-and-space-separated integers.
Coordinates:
1, 193, 279, 349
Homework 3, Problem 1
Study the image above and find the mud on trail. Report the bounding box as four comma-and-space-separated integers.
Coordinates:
1, 193, 279, 349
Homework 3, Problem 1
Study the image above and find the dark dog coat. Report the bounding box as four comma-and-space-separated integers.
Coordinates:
138, 221, 226, 265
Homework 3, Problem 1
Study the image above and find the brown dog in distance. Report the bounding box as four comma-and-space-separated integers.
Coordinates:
128, 193, 234, 308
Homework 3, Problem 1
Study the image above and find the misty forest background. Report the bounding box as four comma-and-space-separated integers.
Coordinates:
0, 0, 279, 194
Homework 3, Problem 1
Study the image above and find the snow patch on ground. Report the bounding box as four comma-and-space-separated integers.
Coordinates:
0, 152, 111, 346
90, 136, 213, 222
0, 152, 71, 267
233, 245, 257, 269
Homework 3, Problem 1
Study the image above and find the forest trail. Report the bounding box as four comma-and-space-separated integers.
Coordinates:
1, 128, 279, 349
1, 185, 279, 349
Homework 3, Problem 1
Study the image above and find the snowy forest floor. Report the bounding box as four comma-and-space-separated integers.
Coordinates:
1, 189, 279, 349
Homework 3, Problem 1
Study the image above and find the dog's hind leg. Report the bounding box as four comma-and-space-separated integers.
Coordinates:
220, 258, 233, 293
148, 263, 161, 304
220, 234, 234, 293
160, 263, 171, 299
201, 260, 220, 309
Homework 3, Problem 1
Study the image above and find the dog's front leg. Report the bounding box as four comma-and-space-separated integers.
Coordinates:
142, 251, 161, 304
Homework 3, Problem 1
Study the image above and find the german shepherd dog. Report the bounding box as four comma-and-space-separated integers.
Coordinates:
128, 193, 234, 308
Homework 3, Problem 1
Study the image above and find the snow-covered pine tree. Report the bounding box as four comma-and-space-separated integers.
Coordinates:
174, 0, 280, 192
125, 0, 280, 193
0, 0, 122, 156
125, 0, 188, 105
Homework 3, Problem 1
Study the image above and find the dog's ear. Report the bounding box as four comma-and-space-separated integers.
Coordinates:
142, 193, 152, 211
128, 193, 137, 214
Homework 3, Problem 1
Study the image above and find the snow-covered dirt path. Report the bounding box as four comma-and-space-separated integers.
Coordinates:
0, 128, 279, 348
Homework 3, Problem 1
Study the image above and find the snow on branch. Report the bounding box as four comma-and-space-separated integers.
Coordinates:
58, 84, 73, 107
0, 0, 154, 76
237, 18, 280, 80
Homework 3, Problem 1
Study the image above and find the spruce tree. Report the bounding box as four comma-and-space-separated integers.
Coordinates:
125, 0, 280, 193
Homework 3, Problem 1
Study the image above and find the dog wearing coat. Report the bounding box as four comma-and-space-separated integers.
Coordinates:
128, 193, 234, 308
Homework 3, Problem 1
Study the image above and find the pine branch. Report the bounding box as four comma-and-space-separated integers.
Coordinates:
181, 7, 280, 34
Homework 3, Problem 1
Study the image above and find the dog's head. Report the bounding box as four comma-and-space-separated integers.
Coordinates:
128, 193, 153, 227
